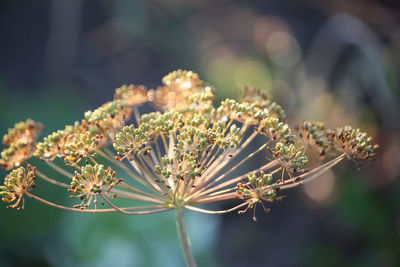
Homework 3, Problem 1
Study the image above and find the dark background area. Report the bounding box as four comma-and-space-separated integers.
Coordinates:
0, 0, 399, 266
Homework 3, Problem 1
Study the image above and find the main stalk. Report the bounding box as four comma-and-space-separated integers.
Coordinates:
176, 208, 196, 267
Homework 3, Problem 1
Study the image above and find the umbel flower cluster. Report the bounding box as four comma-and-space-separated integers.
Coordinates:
0, 70, 378, 266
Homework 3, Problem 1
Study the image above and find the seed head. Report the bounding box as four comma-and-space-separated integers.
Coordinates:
258, 117, 295, 144
236, 171, 285, 221
332, 126, 378, 160
270, 142, 308, 173
114, 84, 149, 106
84, 100, 132, 137
69, 164, 120, 209
2, 119, 42, 147
113, 125, 152, 159
0, 120, 42, 170
149, 70, 213, 112
63, 132, 103, 166
238, 87, 286, 121
0, 165, 36, 210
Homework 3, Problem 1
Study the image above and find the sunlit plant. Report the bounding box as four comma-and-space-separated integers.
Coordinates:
0, 70, 378, 266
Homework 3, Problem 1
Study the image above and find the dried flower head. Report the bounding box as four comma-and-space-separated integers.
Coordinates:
238, 87, 286, 121
0, 120, 42, 170
258, 117, 295, 144
217, 99, 279, 125
236, 171, 284, 221
0, 165, 36, 210
297, 121, 331, 155
114, 84, 149, 106
69, 164, 120, 209
34, 130, 69, 161
174, 91, 216, 118
149, 70, 214, 112
140, 111, 185, 135
2, 119, 42, 146
270, 142, 308, 174
332, 126, 379, 160
162, 70, 203, 90
84, 100, 132, 136
113, 125, 152, 160
63, 132, 103, 166
0, 69, 379, 267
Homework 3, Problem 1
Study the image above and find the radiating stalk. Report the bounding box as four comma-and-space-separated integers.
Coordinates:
176, 208, 196, 267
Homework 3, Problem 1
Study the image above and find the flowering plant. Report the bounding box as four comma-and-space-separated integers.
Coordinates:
0, 70, 378, 266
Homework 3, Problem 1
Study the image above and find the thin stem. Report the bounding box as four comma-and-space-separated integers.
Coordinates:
100, 194, 170, 215
176, 208, 196, 267
26, 192, 163, 213
193, 141, 272, 197
119, 182, 164, 201
202, 129, 257, 179
46, 161, 73, 179
97, 148, 146, 185
193, 160, 280, 200
192, 192, 237, 204
111, 188, 164, 204
36, 170, 70, 188
185, 202, 247, 214
279, 154, 346, 190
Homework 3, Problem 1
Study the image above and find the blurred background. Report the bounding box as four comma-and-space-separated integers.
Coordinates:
0, 0, 399, 266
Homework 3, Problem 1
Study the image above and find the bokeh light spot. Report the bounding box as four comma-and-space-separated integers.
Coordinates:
234, 60, 271, 92
304, 169, 335, 203
266, 31, 302, 67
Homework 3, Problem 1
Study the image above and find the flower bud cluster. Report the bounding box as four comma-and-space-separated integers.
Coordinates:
114, 84, 149, 106
149, 70, 213, 112
236, 171, 280, 202
184, 114, 211, 130
84, 100, 131, 135
176, 127, 211, 155
0, 120, 42, 170
237, 171, 270, 198
212, 120, 241, 148
218, 99, 268, 125
2, 119, 42, 146
236, 171, 285, 220
34, 120, 93, 161
297, 121, 330, 154
296, 122, 378, 160
172, 91, 216, 118
113, 125, 152, 159
63, 132, 103, 165
258, 117, 295, 144
35, 130, 68, 161
69, 164, 120, 209
332, 126, 378, 160
271, 143, 308, 173
155, 152, 200, 182
162, 69, 204, 91
140, 111, 185, 135
239, 87, 286, 121
0, 165, 36, 210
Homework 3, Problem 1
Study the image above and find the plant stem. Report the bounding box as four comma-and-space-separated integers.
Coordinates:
176, 208, 196, 267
